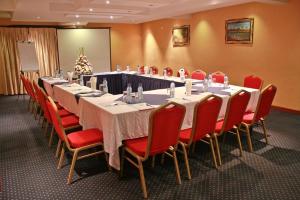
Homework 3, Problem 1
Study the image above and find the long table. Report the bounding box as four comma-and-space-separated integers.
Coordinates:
41, 74, 260, 170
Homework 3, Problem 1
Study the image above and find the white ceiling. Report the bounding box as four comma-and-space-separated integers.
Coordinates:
0, 0, 288, 25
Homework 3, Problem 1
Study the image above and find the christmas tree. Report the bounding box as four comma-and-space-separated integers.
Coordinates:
74, 47, 93, 76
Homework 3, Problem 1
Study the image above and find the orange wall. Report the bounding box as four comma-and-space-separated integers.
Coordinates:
141, 0, 300, 111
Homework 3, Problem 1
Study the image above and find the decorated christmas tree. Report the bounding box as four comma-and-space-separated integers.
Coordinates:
74, 47, 93, 76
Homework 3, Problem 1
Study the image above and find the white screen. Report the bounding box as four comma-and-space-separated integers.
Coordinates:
57, 29, 111, 73
17, 42, 39, 72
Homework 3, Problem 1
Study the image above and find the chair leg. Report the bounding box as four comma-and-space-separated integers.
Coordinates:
191, 142, 196, 154
209, 137, 218, 168
104, 153, 111, 171
56, 139, 62, 158
214, 134, 222, 166
44, 121, 49, 136
48, 127, 54, 147
67, 150, 79, 184
57, 145, 65, 169
160, 154, 165, 165
244, 124, 253, 152
137, 158, 148, 199
120, 147, 125, 178
180, 142, 191, 180
151, 156, 156, 168
260, 119, 269, 144
172, 150, 182, 185
33, 103, 38, 119
235, 128, 243, 156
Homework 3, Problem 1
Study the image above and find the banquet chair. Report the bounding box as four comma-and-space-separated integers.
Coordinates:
163, 67, 173, 76
211, 71, 225, 83
40, 89, 80, 157
213, 90, 251, 166
32, 80, 44, 120
120, 102, 186, 198
21, 75, 36, 113
177, 68, 189, 78
191, 70, 207, 80
178, 95, 222, 179
20, 75, 32, 111
26, 78, 39, 117
46, 97, 108, 184
239, 84, 277, 152
244, 75, 264, 90
150, 66, 158, 74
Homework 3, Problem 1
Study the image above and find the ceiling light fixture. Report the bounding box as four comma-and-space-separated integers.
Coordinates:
36, 16, 40, 19
106, 0, 110, 4
76, 21, 80, 25
75, 14, 80, 18
89, 8, 93, 12
110, 15, 114, 19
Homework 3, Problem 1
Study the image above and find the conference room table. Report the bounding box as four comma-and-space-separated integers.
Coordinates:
41, 73, 260, 170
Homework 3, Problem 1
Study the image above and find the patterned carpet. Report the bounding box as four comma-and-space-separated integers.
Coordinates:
0, 95, 299, 200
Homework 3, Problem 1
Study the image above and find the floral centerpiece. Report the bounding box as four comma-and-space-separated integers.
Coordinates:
74, 47, 93, 76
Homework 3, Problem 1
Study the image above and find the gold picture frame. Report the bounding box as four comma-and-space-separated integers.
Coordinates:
172, 25, 190, 47
225, 18, 254, 44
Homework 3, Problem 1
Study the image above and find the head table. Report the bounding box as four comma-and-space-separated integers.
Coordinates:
41, 72, 259, 170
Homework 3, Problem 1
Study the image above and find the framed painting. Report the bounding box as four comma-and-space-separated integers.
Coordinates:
172, 25, 190, 47
225, 18, 254, 44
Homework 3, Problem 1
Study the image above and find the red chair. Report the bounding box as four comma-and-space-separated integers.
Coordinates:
177, 68, 189, 78
20, 75, 32, 111
21, 75, 37, 113
163, 67, 173, 76
150, 66, 158, 74
46, 97, 108, 184
213, 90, 251, 165
244, 75, 264, 90
139, 66, 145, 74
179, 95, 222, 179
191, 70, 207, 80
211, 71, 225, 83
240, 85, 277, 151
120, 102, 186, 198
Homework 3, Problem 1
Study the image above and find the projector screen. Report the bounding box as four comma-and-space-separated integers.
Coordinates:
57, 28, 111, 73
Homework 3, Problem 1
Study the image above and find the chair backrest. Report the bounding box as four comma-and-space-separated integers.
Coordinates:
221, 90, 251, 132
37, 85, 52, 123
46, 97, 68, 143
20, 75, 29, 95
177, 68, 189, 77
189, 95, 222, 145
145, 102, 186, 158
211, 71, 225, 83
164, 67, 173, 76
150, 66, 158, 74
254, 84, 277, 122
244, 75, 264, 90
191, 70, 207, 80
25, 77, 36, 100
32, 81, 41, 105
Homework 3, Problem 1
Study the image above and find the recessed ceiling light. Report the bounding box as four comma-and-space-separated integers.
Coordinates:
110, 15, 114, 19
75, 14, 80, 18
36, 16, 40, 19
89, 8, 93, 12
76, 21, 80, 25
106, 0, 110, 4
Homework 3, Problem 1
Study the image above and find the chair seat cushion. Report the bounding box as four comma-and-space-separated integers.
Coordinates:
58, 108, 72, 117
243, 112, 255, 124
61, 115, 79, 128
215, 120, 224, 133
124, 137, 148, 157
67, 128, 103, 148
179, 129, 192, 144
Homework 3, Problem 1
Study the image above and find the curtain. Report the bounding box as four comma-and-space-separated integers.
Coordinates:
0, 27, 59, 95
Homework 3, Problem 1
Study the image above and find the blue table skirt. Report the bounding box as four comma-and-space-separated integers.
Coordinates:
83, 73, 184, 95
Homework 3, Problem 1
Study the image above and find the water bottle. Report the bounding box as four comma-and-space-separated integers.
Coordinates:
126, 83, 132, 103
224, 75, 229, 89
116, 64, 120, 72
137, 65, 140, 74
59, 69, 64, 79
203, 78, 208, 92
103, 78, 108, 93
163, 69, 167, 79
208, 74, 212, 86
126, 65, 130, 72
137, 83, 143, 102
170, 82, 175, 98
79, 75, 84, 86
149, 68, 153, 77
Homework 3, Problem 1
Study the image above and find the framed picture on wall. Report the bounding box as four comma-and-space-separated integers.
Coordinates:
172, 25, 190, 47
225, 18, 254, 44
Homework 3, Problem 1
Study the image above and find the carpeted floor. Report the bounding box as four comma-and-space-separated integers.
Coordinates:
0, 95, 300, 200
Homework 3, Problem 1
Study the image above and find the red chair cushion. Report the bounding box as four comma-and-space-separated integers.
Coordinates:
243, 112, 255, 124
67, 128, 103, 148
179, 129, 192, 144
124, 137, 148, 156
215, 120, 224, 133
58, 108, 72, 117
61, 115, 79, 128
